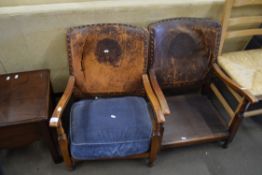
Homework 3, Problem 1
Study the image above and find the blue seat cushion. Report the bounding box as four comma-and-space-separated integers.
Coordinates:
70, 96, 152, 160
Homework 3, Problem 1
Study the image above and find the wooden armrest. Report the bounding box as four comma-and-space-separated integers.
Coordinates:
212, 63, 258, 103
149, 70, 170, 115
49, 76, 75, 127
142, 74, 165, 124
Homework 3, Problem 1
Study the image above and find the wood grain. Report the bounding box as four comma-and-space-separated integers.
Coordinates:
212, 63, 258, 103
50, 76, 75, 127
0, 70, 61, 163
149, 70, 170, 115
142, 74, 165, 124
229, 16, 262, 26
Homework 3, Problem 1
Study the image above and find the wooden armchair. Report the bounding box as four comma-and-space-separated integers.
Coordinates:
148, 18, 253, 149
49, 24, 164, 170
218, 0, 262, 117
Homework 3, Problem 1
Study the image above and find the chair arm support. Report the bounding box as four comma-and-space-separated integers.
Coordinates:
212, 63, 258, 103
49, 76, 75, 127
142, 74, 165, 124
149, 70, 170, 115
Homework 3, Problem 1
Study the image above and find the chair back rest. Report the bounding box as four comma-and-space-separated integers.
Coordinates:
67, 24, 149, 97
148, 18, 221, 90
219, 0, 262, 54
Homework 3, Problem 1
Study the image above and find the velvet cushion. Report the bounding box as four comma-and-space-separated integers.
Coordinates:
218, 49, 262, 96
70, 96, 152, 160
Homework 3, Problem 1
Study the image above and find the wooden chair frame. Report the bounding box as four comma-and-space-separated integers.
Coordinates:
150, 64, 253, 148
148, 18, 254, 149
219, 0, 262, 117
49, 24, 165, 170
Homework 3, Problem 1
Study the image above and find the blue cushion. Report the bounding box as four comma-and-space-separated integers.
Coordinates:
70, 96, 152, 160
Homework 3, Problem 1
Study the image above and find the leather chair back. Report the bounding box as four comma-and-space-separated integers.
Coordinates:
67, 24, 149, 97
148, 18, 221, 90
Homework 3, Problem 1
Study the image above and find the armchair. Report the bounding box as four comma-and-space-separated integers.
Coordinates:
49, 24, 164, 170
148, 18, 251, 149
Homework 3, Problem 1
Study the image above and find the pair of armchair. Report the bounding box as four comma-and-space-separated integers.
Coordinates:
49, 18, 251, 170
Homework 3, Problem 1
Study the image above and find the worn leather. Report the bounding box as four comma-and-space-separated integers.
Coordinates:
148, 18, 221, 89
67, 24, 149, 97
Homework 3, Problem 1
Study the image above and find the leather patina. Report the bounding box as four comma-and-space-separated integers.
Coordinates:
148, 18, 221, 90
67, 24, 149, 97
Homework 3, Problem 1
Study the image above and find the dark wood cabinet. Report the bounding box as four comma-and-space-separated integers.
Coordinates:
0, 70, 61, 163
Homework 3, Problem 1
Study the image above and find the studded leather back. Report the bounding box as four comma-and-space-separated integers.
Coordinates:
148, 18, 221, 89
67, 24, 149, 97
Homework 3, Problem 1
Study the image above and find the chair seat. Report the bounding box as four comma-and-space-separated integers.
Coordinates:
218, 49, 262, 96
161, 94, 228, 148
70, 96, 152, 160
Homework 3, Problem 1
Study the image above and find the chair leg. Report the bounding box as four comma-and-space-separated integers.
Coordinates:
218, 140, 228, 149
58, 136, 74, 170
222, 140, 229, 149
148, 137, 158, 167
220, 115, 243, 149
56, 124, 74, 170
148, 159, 155, 167
148, 126, 163, 167
148, 135, 159, 167
225, 99, 249, 147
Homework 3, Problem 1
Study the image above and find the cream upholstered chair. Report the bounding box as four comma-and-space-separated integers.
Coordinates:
218, 0, 262, 117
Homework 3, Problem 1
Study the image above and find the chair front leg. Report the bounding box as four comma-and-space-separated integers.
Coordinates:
142, 74, 165, 165
148, 123, 164, 166
223, 98, 250, 148
56, 122, 74, 170
49, 76, 75, 170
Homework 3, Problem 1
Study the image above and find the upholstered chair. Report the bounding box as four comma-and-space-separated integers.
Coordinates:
49, 24, 164, 170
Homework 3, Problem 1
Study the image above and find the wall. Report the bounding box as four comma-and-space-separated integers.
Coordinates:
0, 0, 259, 92
0, 0, 129, 7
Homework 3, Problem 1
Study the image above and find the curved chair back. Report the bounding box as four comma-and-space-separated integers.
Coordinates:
67, 24, 149, 97
148, 18, 221, 90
